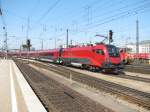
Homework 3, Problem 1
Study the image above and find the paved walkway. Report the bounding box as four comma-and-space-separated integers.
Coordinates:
0, 60, 11, 112
0, 59, 47, 112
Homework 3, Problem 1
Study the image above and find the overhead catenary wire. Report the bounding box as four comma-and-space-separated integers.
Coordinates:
3, 0, 150, 50
32, 0, 109, 34
56, 1, 150, 45
42, 0, 122, 31
43, 0, 106, 24
30, 0, 122, 44
28, 0, 41, 18
38, 0, 61, 21
75, 0, 150, 29
68, 1, 150, 33
48, 4, 150, 40
84, 2, 150, 29
31, 0, 61, 30
40, 0, 150, 39
4, 10, 27, 21
34, 0, 114, 40
82, 0, 148, 25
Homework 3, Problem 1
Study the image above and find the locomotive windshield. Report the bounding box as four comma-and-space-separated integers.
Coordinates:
106, 45, 119, 57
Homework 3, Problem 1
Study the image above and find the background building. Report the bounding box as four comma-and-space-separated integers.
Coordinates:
126, 40, 150, 53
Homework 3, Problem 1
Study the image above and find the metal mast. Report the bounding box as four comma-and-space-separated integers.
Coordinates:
26, 17, 30, 40
66, 29, 69, 48
0, 4, 8, 59
136, 20, 139, 54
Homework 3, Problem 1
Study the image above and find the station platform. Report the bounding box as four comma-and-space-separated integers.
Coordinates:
0, 59, 47, 112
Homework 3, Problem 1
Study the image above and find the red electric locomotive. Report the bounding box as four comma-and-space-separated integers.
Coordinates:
57, 44, 123, 72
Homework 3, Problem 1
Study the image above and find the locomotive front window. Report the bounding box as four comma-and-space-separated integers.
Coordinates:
95, 49, 104, 55
106, 45, 119, 57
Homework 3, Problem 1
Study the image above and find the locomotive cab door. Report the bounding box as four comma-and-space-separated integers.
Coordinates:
93, 49, 105, 65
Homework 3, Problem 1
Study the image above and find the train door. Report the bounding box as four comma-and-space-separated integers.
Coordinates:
93, 49, 105, 65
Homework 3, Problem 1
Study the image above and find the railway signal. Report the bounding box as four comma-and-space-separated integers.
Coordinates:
109, 30, 113, 44
26, 39, 31, 51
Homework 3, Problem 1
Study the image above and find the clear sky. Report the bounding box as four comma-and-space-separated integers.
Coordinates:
0, 0, 150, 50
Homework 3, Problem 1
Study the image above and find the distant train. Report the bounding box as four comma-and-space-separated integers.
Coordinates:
120, 50, 133, 64
120, 49, 150, 64
9, 43, 124, 73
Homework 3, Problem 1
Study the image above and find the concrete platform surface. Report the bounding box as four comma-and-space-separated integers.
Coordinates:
0, 59, 47, 112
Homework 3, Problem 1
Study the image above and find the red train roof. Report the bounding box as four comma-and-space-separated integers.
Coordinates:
8, 44, 109, 55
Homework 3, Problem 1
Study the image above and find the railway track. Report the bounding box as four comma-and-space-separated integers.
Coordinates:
39, 59, 150, 83
15, 60, 114, 112
104, 73, 150, 83
57, 64, 150, 83
16, 59, 150, 110
124, 64, 150, 74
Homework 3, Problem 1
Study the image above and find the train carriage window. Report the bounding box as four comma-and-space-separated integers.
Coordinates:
95, 49, 104, 55
49, 53, 54, 56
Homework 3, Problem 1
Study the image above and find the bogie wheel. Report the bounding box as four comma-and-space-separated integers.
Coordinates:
88, 66, 96, 72
82, 64, 87, 69
113, 69, 119, 75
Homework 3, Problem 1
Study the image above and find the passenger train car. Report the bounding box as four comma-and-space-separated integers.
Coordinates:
9, 43, 124, 73
120, 49, 150, 64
